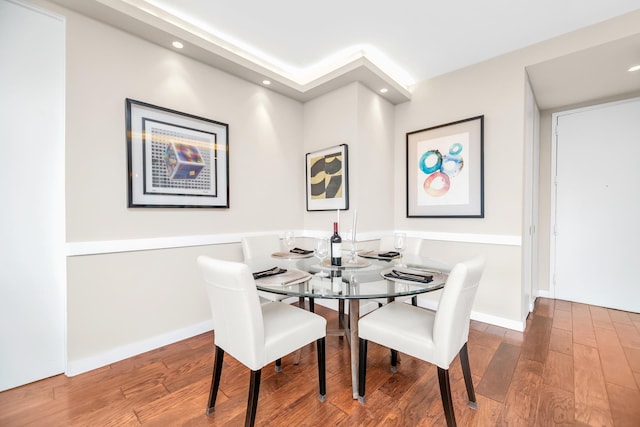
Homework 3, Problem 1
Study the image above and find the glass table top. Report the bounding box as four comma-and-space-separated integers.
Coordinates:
247, 254, 450, 300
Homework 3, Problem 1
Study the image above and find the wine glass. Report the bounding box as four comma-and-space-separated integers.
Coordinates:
347, 228, 358, 264
284, 230, 295, 253
394, 232, 406, 267
315, 238, 329, 277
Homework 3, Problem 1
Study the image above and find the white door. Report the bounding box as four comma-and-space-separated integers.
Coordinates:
552, 98, 640, 312
0, 0, 66, 391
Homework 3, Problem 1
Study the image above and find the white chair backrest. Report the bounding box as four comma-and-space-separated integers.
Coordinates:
241, 235, 282, 261
197, 256, 266, 371
379, 235, 423, 256
432, 257, 485, 368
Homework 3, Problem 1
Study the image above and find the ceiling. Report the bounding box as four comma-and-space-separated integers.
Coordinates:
51, 0, 640, 107
527, 32, 640, 109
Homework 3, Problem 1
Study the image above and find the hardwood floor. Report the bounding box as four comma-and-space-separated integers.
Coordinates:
1, 298, 639, 426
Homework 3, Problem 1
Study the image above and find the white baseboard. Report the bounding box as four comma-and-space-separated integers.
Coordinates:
65, 319, 214, 377
319, 297, 525, 331
471, 311, 525, 332
66, 296, 525, 376
416, 299, 525, 332
536, 289, 552, 298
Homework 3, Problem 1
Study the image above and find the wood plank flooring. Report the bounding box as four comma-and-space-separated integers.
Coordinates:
1, 298, 639, 426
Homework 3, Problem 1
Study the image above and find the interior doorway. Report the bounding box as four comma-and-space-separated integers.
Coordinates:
551, 97, 640, 312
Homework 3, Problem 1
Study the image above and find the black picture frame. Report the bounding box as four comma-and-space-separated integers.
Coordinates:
305, 144, 349, 211
406, 116, 484, 218
126, 98, 229, 208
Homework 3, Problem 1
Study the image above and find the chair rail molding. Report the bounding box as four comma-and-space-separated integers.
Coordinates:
66, 231, 521, 256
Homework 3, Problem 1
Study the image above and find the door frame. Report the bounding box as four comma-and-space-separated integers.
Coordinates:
523, 76, 540, 315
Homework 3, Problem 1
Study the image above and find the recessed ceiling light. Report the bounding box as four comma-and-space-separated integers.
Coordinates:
172, 41, 184, 49
262, 79, 271, 85
628, 65, 640, 72
380, 88, 388, 93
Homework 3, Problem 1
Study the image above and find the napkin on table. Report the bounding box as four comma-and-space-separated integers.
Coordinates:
255, 269, 311, 285
378, 251, 400, 258
290, 247, 313, 255
384, 269, 433, 283
252, 267, 287, 280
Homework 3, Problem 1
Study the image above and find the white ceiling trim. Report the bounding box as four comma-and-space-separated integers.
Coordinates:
50, 0, 412, 103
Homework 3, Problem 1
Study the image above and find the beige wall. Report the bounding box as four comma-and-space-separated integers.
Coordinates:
302, 83, 395, 234
302, 84, 359, 232
396, 55, 525, 235
394, 10, 640, 324
27, 0, 640, 373
394, 54, 527, 326
53, 3, 308, 369
64, 9, 305, 241
66, 245, 230, 363
57, 4, 399, 370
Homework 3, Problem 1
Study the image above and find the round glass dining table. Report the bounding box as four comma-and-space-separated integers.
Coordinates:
246, 253, 450, 399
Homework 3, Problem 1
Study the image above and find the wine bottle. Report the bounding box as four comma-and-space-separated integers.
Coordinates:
330, 222, 342, 266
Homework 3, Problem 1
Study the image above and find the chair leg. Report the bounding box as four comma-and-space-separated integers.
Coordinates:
338, 300, 345, 336
358, 338, 367, 403
206, 346, 225, 415
459, 343, 477, 409
437, 367, 456, 427
390, 349, 398, 372
245, 369, 261, 427
298, 296, 314, 312
317, 337, 326, 401
275, 358, 282, 372
411, 295, 418, 306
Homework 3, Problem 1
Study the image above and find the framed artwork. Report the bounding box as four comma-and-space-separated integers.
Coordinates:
126, 98, 229, 208
406, 115, 484, 218
306, 144, 349, 211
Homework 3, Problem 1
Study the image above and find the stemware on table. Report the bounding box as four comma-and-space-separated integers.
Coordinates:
394, 232, 406, 266
314, 238, 329, 277
284, 230, 295, 252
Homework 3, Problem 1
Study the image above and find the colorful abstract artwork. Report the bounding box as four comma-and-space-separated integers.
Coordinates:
164, 141, 205, 180
407, 116, 483, 217
306, 144, 349, 211
416, 133, 469, 206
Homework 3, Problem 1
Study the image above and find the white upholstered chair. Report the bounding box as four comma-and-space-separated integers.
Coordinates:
357, 257, 485, 427
241, 234, 282, 261
241, 235, 287, 303
242, 234, 315, 311
197, 256, 327, 427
